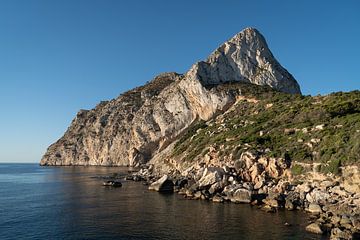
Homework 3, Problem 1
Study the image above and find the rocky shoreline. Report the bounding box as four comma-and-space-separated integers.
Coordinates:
124, 152, 360, 240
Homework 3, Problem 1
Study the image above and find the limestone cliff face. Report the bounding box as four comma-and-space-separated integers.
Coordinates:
187, 28, 301, 94
40, 28, 301, 166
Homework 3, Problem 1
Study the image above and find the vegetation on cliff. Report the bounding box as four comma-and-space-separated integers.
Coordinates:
173, 82, 360, 174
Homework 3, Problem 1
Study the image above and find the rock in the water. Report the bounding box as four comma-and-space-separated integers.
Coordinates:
212, 195, 224, 203
330, 227, 352, 239
148, 175, 174, 193
307, 203, 323, 214
305, 223, 323, 235
230, 188, 252, 203
261, 205, 276, 213
285, 199, 294, 210
263, 198, 279, 208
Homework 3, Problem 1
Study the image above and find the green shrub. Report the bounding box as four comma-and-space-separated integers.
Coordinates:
291, 164, 305, 175
321, 159, 342, 175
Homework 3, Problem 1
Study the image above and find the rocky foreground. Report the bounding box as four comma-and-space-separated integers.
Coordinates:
126, 152, 360, 240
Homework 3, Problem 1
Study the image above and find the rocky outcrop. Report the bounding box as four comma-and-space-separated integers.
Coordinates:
148, 175, 174, 193
186, 28, 301, 94
41, 27, 301, 166
129, 151, 360, 239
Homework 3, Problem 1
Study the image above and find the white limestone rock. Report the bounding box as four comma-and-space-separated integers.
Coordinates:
186, 28, 301, 94
40, 28, 302, 167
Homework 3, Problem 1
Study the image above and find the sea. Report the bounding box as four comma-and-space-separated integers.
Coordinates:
0, 163, 326, 240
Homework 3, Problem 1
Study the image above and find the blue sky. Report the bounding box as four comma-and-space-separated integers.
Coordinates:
1, 0, 359, 163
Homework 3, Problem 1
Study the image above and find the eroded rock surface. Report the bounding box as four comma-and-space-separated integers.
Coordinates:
41, 28, 300, 166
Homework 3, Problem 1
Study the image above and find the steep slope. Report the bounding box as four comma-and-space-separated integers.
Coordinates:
160, 87, 360, 174
40, 27, 301, 166
143, 87, 360, 239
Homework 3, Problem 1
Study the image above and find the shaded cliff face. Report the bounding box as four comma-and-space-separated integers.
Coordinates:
40, 28, 301, 166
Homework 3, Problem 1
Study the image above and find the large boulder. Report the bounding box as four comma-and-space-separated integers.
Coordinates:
305, 223, 323, 235
307, 203, 323, 214
230, 188, 252, 203
198, 167, 225, 189
148, 175, 174, 193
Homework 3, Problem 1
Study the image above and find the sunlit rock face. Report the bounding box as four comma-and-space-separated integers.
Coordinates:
40, 28, 301, 167
186, 27, 301, 94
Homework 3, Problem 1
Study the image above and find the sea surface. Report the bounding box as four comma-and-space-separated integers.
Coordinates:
0, 163, 325, 240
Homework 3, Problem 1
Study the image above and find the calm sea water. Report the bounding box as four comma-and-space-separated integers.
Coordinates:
0, 164, 324, 240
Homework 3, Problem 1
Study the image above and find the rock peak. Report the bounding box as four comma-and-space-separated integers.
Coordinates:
186, 27, 301, 94
41, 28, 302, 167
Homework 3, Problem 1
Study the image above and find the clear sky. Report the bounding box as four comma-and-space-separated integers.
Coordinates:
1, 0, 360, 163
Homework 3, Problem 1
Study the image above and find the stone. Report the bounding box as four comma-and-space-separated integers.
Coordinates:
209, 182, 223, 195
230, 188, 252, 203
340, 216, 353, 230
254, 175, 265, 190
263, 198, 279, 208
148, 175, 174, 193
296, 183, 312, 194
261, 205, 276, 213
330, 228, 352, 239
267, 158, 282, 178
307, 203, 322, 214
249, 164, 262, 181
331, 215, 341, 226
285, 191, 300, 210
351, 215, 360, 230
305, 223, 323, 235
320, 180, 335, 189
330, 186, 349, 197
212, 195, 224, 203
285, 199, 294, 210
315, 124, 325, 130
193, 191, 202, 200
198, 167, 225, 189
306, 189, 330, 204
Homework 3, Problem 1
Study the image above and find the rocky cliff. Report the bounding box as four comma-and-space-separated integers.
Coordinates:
40, 27, 301, 166
131, 87, 360, 239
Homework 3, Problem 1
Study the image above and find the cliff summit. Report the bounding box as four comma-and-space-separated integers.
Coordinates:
40, 27, 301, 166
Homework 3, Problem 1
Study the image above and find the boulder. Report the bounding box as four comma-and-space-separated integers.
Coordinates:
148, 175, 174, 193
306, 188, 330, 204
285, 199, 294, 210
261, 205, 276, 213
209, 182, 224, 195
253, 175, 265, 190
307, 203, 323, 214
193, 191, 202, 200
212, 195, 224, 203
330, 228, 352, 239
263, 198, 279, 208
339, 215, 352, 229
198, 167, 225, 189
285, 191, 300, 210
305, 223, 323, 234
230, 188, 252, 203
330, 186, 350, 197
351, 215, 360, 230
